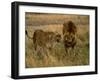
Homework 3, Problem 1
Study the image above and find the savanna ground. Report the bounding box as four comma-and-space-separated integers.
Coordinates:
25, 12, 89, 68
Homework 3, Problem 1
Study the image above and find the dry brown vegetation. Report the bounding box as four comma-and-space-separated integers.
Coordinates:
25, 12, 89, 68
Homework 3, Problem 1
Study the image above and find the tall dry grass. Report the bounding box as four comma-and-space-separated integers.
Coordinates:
25, 13, 89, 68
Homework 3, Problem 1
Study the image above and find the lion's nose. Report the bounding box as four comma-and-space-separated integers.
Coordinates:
56, 39, 60, 42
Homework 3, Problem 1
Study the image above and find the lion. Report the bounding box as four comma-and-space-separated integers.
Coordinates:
25, 29, 61, 57
63, 21, 77, 55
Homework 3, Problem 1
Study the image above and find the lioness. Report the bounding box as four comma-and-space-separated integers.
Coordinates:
26, 29, 61, 56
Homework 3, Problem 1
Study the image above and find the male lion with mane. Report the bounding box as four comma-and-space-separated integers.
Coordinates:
63, 21, 77, 55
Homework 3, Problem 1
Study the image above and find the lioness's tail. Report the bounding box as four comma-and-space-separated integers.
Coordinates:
25, 30, 33, 39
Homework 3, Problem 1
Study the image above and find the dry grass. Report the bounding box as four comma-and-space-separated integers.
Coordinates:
25, 13, 89, 68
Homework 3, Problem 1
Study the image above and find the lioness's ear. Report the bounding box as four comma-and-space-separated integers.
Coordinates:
55, 31, 59, 35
